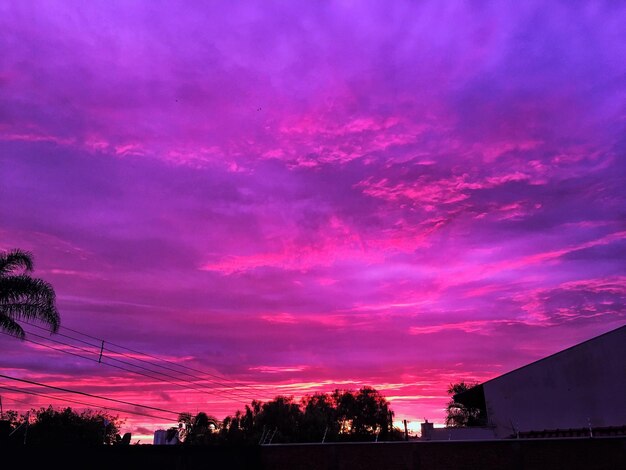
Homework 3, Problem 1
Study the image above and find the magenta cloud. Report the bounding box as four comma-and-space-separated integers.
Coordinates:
1, 1, 625, 437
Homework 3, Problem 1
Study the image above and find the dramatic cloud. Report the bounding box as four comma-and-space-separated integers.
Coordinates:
1, 0, 625, 438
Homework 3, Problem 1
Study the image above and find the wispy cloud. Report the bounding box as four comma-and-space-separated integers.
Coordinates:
1, 0, 624, 438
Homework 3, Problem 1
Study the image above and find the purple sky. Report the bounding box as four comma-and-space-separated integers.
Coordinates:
1, 1, 625, 438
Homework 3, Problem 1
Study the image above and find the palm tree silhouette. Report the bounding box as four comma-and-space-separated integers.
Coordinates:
0, 249, 60, 339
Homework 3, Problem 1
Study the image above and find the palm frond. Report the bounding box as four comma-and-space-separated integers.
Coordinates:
0, 249, 34, 275
0, 275, 57, 304
0, 276, 60, 333
0, 302, 60, 333
0, 249, 60, 339
0, 313, 26, 339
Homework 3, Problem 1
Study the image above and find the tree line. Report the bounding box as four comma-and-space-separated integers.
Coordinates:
1, 406, 124, 446
178, 386, 403, 445
1, 387, 401, 445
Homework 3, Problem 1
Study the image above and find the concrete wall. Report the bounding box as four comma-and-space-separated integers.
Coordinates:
4, 438, 625, 470
482, 326, 626, 438
260, 439, 626, 470
423, 426, 496, 441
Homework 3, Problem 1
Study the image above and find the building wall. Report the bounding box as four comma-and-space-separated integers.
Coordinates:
423, 426, 496, 441
4, 438, 626, 470
260, 439, 626, 470
483, 326, 626, 438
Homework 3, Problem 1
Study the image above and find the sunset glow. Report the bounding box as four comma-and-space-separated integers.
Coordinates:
1, 1, 625, 440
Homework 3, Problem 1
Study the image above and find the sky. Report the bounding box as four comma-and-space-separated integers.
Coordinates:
1, 1, 625, 439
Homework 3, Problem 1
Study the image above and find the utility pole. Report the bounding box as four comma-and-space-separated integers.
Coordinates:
98, 340, 105, 363
403, 420, 409, 441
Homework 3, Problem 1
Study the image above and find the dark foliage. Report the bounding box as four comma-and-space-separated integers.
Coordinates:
0, 249, 60, 339
444, 381, 487, 427
214, 386, 397, 444
6, 406, 122, 445
178, 411, 220, 445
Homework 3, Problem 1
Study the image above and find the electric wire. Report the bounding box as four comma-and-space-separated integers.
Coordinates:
25, 323, 258, 401
13, 326, 260, 403
0, 393, 33, 408
5, 322, 313, 406
0, 385, 175, 422
0, 329, 186, 390
0, 373, 182, 416
59, 323, 269, 393
1, 326, 361, 425
20, 321, 266, 401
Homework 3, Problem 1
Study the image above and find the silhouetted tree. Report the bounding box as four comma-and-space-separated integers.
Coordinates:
220, 400, 264, 444
257, 396, 302, 443
0, 249, 60, 339
301, 393, 339, 442
219, 387, 397, 444
332, 387, 393, 440
8, 406, 122, 445
333, 388, 356, 436
179, 411, 219, 445
445, 381, 486, 427
220, 409, 246, 443
242, 399, 263, 441
354, 387, 393, 439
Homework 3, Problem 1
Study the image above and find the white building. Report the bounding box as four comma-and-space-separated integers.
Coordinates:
429, 324, 626, 439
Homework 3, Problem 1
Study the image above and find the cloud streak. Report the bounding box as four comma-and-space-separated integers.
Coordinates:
1, 0, 625, 439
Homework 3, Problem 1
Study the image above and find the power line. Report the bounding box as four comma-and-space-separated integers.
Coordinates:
31, 321, 308, 397
0, 330, 180, 389
1, 330, 100, 365
0, 393, 33, 408
0, 385, 175, 422
12, 327, 260, 403
103, 346, 261, 399
0, 373, 183, 417
59, 323, 269, 394
20, 321, 263, 401
24, 323, 258, 400
6, 322, 313, 405
23, 321, 102, 349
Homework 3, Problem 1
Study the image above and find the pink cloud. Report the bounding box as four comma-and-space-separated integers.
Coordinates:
408, 319, 517, 336
1, 0, 625, 440
248, 366, 310, 374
